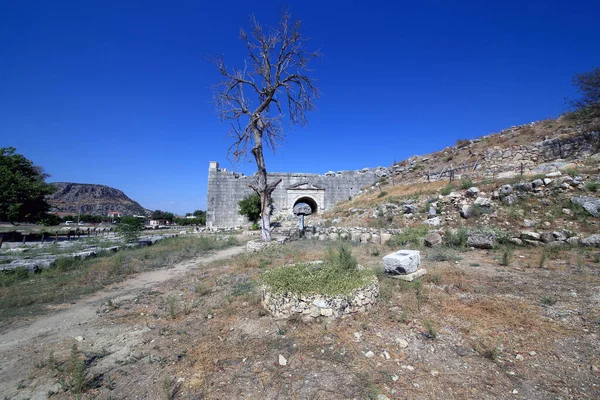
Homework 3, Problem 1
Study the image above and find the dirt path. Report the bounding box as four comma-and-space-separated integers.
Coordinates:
0, 245, 245, 399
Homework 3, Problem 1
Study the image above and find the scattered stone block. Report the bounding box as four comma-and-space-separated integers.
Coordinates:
388, 268, 427, 282
383, 250, 421, 275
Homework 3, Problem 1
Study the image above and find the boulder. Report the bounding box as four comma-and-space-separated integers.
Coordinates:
500, 184, 513, 196
546, 171, 562, 178
467, 232, 497, 249
502, 194, 519, 205
532, 179, 544, 188
424, 217, 441, 226
513, 182, 533, 192
403, 204, 419, 214
543, 178, 554, 186
460, 205, 472, 219
380, 233, 393, 244
428, 206, 437, 217
465, 187, 480, 198
580, 234, 600, 247
474, 197, 491, 207
424, 232, 442, 247
383, 250, 421, 275
571, 197, 600, 217
540, 232, 555, 243
521, 231, 541, 241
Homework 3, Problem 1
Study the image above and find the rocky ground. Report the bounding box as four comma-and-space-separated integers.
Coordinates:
1, 238, 598, 399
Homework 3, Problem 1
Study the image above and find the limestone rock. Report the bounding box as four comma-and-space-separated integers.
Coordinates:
521, 231, 541, 241
467, 232, 497, 249
278, 354, 287, 366
474, 197, 491, 207
424, 232, 442, 247
540, 232, 555, 243
403, 204, 419, 214
424, 217, 441, 226
383, 250, 421, 275
532, 179, 544, 188
500, 184, 513, 196
580, 234, 600, 247
513, 182, 533, 192
466, 187, 480, 198
502, 194, 519, 206
460, 205, 472, 219
571, 196, 600, 217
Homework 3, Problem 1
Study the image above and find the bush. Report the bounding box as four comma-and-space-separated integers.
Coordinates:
116, 216, 143, 243
585, 181, 600, 192
386, 225, 428, 248
460, 178, 474, 190
455, 139, 471, 148
377, 191, 388, 198
261, 245, 373, 296
239, 193, 261, 223
445, 228, 468, 248
440, 184, 455, 196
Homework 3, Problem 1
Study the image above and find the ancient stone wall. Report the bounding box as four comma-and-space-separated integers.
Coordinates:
206, 162, 386, 227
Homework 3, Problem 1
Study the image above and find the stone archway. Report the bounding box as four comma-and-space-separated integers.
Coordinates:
293, 196, 319, 214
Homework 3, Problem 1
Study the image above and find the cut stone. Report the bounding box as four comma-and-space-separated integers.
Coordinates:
383, 250, 421, 275
388, 268, 427, 282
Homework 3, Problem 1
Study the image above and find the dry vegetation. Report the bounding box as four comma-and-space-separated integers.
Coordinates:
4, 238, 599, 399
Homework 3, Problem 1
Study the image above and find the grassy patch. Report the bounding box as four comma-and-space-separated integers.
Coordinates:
261, 245, 375, 296
0, 235, 239, 325
386, 225, 428, 248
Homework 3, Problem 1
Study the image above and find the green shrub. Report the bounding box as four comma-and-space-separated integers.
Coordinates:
500, 247, 513, 266
540, 295, 557, 306
440, 184, 455, 196
261, 245, 373, 296
377, 191, 388, 198
585, 181, 600, 192
386, 225, 428, 248
563, 167, 580, 177
445, 228, 468, 248
116, 216, 143, 243
460, 178, 474, 190
239, 193, 261, 223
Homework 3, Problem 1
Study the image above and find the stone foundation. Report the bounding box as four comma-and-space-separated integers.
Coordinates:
261, 275, 379, 319
246, 236, 289, 252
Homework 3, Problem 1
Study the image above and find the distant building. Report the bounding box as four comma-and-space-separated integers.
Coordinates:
150, 219, 172, 226
107, 211, 122, 220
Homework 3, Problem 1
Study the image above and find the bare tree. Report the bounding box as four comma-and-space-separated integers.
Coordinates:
211, 12, 319, 241
570, 66, 600, 114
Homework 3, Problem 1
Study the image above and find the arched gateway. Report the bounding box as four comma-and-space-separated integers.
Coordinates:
206, 162, 385, 227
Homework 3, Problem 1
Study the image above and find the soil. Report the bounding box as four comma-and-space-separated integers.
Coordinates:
1, 242, 599, 400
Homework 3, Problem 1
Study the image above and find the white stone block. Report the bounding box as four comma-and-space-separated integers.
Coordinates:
382, 250, 421, 275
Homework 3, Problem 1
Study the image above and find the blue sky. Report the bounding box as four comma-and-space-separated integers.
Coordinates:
1, 1, 599, 214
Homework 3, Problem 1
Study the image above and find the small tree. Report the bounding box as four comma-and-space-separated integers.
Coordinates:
238, 193, 261, 224
0, 147, 54, 223
569, 66, 600, 115
116, 216, 143, 243
212, 11, 319, 241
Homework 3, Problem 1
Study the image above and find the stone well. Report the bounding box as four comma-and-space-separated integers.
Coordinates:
246, 236, 289, 252
261, 266, 379, 319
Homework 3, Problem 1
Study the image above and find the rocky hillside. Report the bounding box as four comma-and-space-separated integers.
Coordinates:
305, 113, 600, 249
48, 182, 149, 217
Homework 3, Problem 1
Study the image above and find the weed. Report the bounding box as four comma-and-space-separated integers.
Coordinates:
377, 191, 388, 198
500, 247, 513, 266
414, 280, 424, 312
563, 167, 580, 177
585, 181, 600, 192
427, 273, 441, 285
540, 296, 557, 306
168, 296, 176, 319
261, 246, 374, 296
480, 339, 501, 361
460, 178, 474, 189
231, 282, 254, 297
386, 225, 428, 248
163, 376, 175, 400
371, 249, 380, 257
539, 252, 547, 268
470, 263, 480, 267
195, 283, 211, 297
423, 319, 437, 339
440, 184, 455, 196
445, 228, 468, 248
427, 248, 461, 262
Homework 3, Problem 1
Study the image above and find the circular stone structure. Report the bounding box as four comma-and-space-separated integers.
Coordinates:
246, 236, 289, 252
261, 266, 379, 319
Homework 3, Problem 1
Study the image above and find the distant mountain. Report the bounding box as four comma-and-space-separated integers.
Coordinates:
48, 182, 150, 217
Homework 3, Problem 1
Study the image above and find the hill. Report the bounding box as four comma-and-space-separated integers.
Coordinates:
47, 182, 149, 217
